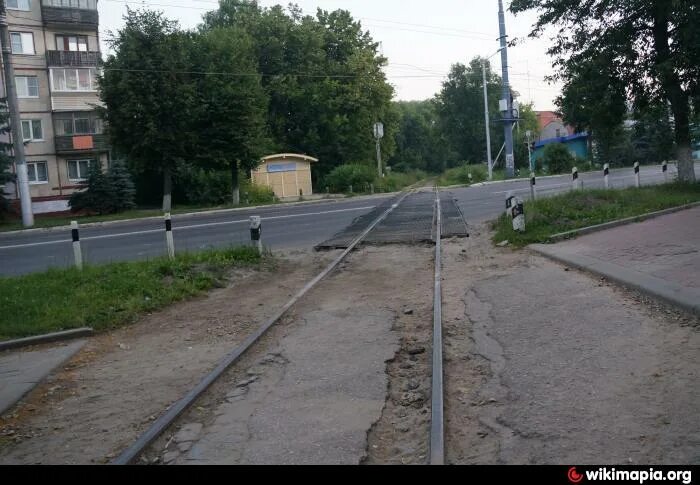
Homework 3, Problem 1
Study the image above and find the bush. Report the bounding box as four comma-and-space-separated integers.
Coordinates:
241, 178, 276, 204
323, 163, 376, 192
69, 160, 137, 215
437, 163, 488, 186
181, 168, 231, 206
541, 143, 576, 174
375, 170, 426, 192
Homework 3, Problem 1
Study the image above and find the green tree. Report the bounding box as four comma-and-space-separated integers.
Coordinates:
69, 163, 114, 214
99, 9, 198, 212
513, 103, 539, 171
189, 27, 269, 205
389, 100, 452, 173
511, 0, 699, 182
434, 58, 504, 168
108, 159, 136, 212
201, 1, 397, 181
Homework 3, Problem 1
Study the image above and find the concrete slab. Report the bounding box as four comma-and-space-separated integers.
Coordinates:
0, 340, 86, 415
531, 206, 700, 315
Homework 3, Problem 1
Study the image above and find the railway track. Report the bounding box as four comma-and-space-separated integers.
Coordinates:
113, 187, 458, 465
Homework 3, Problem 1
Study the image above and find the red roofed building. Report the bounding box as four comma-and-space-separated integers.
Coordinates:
535, 111, 575, 141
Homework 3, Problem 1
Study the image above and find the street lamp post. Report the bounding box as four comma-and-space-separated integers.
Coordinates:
482, 47, 503, 181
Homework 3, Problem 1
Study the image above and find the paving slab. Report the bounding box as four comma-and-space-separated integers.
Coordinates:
531, 206, 700, 315
0, 340, 86, 415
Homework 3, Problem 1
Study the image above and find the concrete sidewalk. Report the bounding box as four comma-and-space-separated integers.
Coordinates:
532, 206, 700, 315
0, 340, 86, 415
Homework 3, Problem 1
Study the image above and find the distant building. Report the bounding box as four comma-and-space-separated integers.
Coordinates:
251, 153, 318, 200
535, 111, 574, 141
1, 0, 108, 214
531, 133, 590, 167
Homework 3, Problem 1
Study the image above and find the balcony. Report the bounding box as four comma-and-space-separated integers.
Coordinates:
55, 133, 108, 154
46, 50, 100, 68
41, 1, 98, 29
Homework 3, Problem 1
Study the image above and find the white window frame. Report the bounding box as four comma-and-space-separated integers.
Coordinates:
15, 76, 39, 98
21, 119, 43, 142
6, 0, 31, 11
10, 32, 35, 55
55, 34, 88, 52
50, 68, 97, 92
67, 159, 94, 181
27, 161, 48, 185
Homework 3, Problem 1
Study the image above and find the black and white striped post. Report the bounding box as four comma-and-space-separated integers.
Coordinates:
505, 191, 515, 217
71, 221, 83, 270
634, 162, 641, 188
662, 161, 668, 183
603, 163, 610, 189
250, 216, 262, 254
529, 171, 537, 200
572, 166, 581, 190
164, 213, 175, 260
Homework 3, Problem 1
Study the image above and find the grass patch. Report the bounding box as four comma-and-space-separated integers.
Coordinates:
0, 245, 263, 340
437, 165, 531, 187
492, 182, 700, 247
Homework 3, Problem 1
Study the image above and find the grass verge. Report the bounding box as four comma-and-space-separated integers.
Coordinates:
492, 182, 700, 247
0, 245, 263, 340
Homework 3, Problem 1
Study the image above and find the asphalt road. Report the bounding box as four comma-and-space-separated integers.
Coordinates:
1, 162, 697, 276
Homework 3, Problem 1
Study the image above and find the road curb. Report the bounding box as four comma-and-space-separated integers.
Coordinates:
0, 193, 398, 236
529, 245, 700, 316
547, 201, 700, 242
0, 327, 94, 352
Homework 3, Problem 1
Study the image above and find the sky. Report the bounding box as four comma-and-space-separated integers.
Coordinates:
97, 0, 562, 110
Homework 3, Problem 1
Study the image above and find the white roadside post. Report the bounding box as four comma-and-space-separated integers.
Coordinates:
634, 162, 641, 187
572, 167, 581, 190
164, 213, 175, 260
70, 221, 83, 270
662, 161, 668, 183
529, 171, 537, 200
505, 191, 515, 217
604, 163, 610, 189
511, 197, 525, 232
250, 216, 262, 254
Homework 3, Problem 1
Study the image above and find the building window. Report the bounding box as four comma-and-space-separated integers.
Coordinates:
27, 161, 48, 184
55, 112, 102, 135
21, 119, 43, 141
50, 68, 97, 92
44, 0, 96, 9
555, 128, 561, 138
16, 76, 39, 98
7, 0, 31, 11
67, 159, 94, 181
10, 32, 35, 55
56, 35, 88, 52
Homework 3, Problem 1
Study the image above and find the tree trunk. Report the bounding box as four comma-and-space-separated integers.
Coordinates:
162, 167, 172, 213
652, 3, 696, 182
231, 160, 240, 206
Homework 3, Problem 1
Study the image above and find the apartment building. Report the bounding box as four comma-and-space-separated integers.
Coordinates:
2, 0, 108, 214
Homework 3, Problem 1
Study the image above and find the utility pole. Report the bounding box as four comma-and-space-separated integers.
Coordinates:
0, 1, 33, 227
482, 48, 503, 181
498, 0, 515, 179
374, 122, 384, 178
481, 59, 492, 180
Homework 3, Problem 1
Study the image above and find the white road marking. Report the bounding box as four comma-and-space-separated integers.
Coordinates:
0, 206, 375, 251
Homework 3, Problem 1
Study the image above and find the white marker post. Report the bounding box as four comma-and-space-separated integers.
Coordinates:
603, 163, 610, 189
634, 162, 641, 188
505, 191, 515, 217
250, 216, 262, 255
572, 167, 581, 190
70, 221, 83, 270
511, 197, 525, 232
529, 171, 537, 200
662, 161, 668, 183
164, 213, 175, 260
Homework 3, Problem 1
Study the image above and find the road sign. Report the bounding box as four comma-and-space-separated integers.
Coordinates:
373, 122, 384, 140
